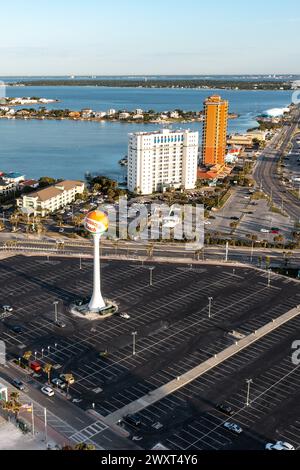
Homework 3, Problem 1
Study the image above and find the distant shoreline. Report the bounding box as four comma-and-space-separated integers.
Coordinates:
7, 79, 293, 91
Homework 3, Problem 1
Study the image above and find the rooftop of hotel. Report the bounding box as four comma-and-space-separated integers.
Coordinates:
129, 128, 195, 137
23, 180, 84, 202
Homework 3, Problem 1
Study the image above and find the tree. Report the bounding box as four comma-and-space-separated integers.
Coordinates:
38, 177, 56, 188
23, 351, 32, 361
74, 443, 96, 451
43, 364, 53, 384
2, 391, 22, 419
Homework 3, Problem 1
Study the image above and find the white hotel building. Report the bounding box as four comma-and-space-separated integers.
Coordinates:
128, 129, 199, 195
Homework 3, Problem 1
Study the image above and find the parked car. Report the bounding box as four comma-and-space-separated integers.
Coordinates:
41, 386, 55, 397
12, 379, 27, 391
2, 305, 13, 312
30, 361, 42, 373
55, 320, 66, 328
223, 422, 243, 434
119, 312, 130, 319
51, 378, 66, 389
10, 325, 24, 334
260, 228, 270, 233
266, 441, 295, 451
60, 374, 75, 385
216, 403, 234, 415
230, 216, 239, 221
124, 414, 142, 427
59, 228, 64, 233
99, 350, 109, 357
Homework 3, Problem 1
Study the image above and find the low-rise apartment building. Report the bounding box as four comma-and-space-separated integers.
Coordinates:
17, 180, 85, 216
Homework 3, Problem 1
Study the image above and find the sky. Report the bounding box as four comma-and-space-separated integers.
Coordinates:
0, 0, 300, 75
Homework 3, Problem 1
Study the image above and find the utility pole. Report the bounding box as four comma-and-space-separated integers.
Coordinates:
44, 407, 48, 445
225, 241, 229, 262
208, 297, 213, 319
250, 241, 254, 263
132, 331, 137, 356
31, 403, 35, 436
246, 379, 253, 406
149, 267, 155, 286
53, 301, 58, 323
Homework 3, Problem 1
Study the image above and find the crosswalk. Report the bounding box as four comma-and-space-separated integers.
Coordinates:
70, 421, 108, 444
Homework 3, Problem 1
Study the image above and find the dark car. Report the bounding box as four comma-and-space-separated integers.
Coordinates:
124, 414, 142, 427
12, 379, 26, 391
10, 325, 24, 334
230, 216, 239, 221
216, 403, 234, 416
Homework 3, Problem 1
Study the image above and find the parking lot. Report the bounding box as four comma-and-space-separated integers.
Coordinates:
0, 255, 299, 449
207, 186, 294, 243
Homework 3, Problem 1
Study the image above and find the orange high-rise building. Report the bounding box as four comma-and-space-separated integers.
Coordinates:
202, 95, 229, 166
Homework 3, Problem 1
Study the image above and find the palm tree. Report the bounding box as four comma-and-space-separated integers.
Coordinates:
147, 243, 154, 259
74, 443, 95, 451
23, 351, 32, 362
43, 364, 53, 384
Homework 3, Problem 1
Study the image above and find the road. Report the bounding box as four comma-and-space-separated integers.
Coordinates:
1, 238, 299, 268
0, 364, 139, 450
253, 105, 300, 221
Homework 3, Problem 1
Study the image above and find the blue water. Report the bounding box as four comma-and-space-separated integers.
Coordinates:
0, 86, 292, 181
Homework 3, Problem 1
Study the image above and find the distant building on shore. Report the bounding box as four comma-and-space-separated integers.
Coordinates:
128, 129, 198, 195
202, 95, 229, 167
17, 180, 85, 217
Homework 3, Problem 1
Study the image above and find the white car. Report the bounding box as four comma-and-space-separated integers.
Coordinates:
59, 228, 64, 233
2, 305, 13, 312
204, 221, 211, 225
223, 422, 243, 434
41, 386, 55, 397
260, 228, 270, 233
119, 312, 130, 319
266, 441, 295, 451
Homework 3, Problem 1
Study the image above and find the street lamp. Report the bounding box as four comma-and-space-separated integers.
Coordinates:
268, 269, 272, 287
47, 346, 51, 354
34, 351, 37, 360
53, 301, 59, 323
246, 379, 253, 406
132, 331, 137, 356
79, 255, 82, 270
208, 297, 213, 319
41, 348, 44, 358
149, 267, 155, 287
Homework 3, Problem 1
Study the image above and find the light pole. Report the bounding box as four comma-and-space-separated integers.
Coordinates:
41, 348, 44, 358
34, 351, 37, 360
149, 267, 155, 287
268, 268, 271, 287
79, 255, 82, 270
47, 346, 51, 355
208, 297, 213, 319
246, 379, 253, 406
132, 331, 137, 356
44, 407, 48, 445
225, 241, 229, 262
250, 241, 254, 263
53, 301, 58, 323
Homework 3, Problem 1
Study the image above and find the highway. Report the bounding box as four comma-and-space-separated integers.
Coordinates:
253, 105, 300, 221
1, 238, 300, 268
